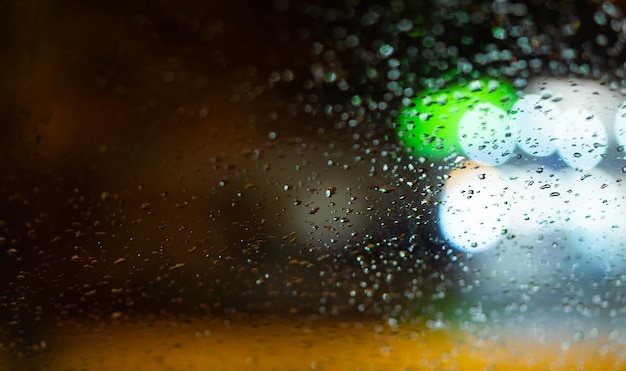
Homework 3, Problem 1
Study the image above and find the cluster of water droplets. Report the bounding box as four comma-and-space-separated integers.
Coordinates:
255, 0, 626, 322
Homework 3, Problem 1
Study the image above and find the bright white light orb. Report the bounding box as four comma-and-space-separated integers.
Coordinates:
554, 108, 608, 170
438, 163, 509, 252
564, 169, 626, 259
508, 94, 561, 157
439, 163, 626, 263
614, 101, 626, 148
522, 77, 623, 169
499, 165, 571, 236
437, 76, 626, 267
457, 103, 515, 166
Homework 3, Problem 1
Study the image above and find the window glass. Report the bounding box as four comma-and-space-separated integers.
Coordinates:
2, 1, 626, 369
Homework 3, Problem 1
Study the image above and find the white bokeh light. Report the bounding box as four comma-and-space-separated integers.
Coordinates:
457, 103, 515, 166
508, 94, 561, 157
439, 164, 626, 265
499, 165, 571, 237
554, 108, 608, 170
564, 169, 626, 261
523, 77, 623, 127
614, 101, 626, 148
438, 164, 509, 252
438, 76, 626, 262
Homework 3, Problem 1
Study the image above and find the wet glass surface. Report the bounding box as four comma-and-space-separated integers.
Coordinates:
2, 0, 626, 369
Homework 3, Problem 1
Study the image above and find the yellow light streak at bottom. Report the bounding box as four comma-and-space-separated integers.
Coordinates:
2, 315, 624, 370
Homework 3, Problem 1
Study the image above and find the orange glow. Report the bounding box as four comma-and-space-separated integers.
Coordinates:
3, 317, 624, 370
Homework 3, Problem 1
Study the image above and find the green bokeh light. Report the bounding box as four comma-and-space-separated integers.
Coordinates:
396, 76, 518, 161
